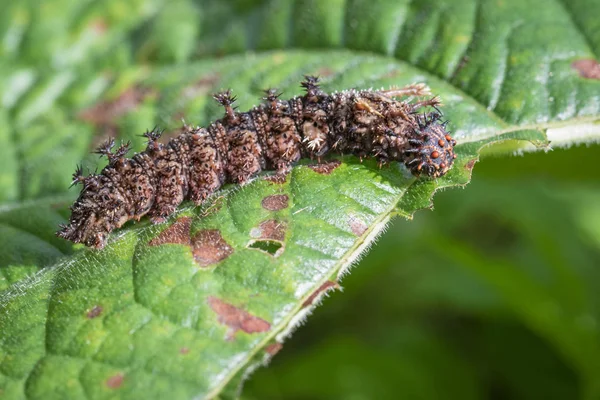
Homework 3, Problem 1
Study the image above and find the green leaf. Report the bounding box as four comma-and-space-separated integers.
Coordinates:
1, 0, 600, 399
0, 195, 73, 291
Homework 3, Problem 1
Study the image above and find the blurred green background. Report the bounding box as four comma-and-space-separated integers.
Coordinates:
1, 0, 600, 398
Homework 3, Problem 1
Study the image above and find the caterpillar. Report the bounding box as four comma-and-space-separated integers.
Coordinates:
57, 76, 457, 249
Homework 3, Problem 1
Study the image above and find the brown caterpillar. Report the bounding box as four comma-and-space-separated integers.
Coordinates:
57, 76, 457, 249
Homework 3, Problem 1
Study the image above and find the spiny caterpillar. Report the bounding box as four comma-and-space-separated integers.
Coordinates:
58, 76, 457, 249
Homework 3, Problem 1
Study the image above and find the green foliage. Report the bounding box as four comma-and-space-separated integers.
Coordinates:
0, 0, 599, 399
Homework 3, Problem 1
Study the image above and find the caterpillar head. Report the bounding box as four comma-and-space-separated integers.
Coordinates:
404, 113, 457, 178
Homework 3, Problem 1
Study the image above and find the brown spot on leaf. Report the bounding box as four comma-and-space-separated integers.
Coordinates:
265, 342, 283, 356
89, 18, 108, 34
181, 73, 221, 99
250, 220, 286, 241
383, 69, 401, 79
86, 305, 103, 319
572, 59, 600, 80
180, 347, 190, 355
79, 86, 156, 147
465, 159, 477, 172
105, 374, 124, 389
79, 86, 154, 126
316, 67, 335, 77
207, 296, 271, 338
308, 160, 341, 175
348, 216, 368, 236
149, 217, 192, 246
191, 230, 233, 267
261, 194, 289, 211
302, 281, 340, 307
50, 200, 71, 209
265, 173, 288, 184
